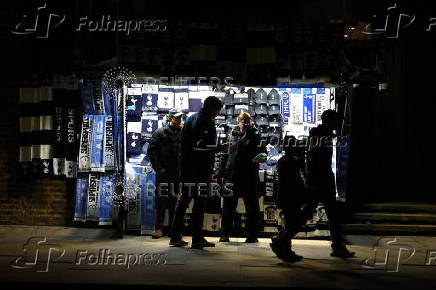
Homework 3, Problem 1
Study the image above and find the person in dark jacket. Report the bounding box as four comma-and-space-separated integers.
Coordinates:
304, 109, 354, 258
170, 96, 228, 249
270, 135, 307, 262
217, 112, 267, 243
270, 110, 354, 261
147, 108, 184, 239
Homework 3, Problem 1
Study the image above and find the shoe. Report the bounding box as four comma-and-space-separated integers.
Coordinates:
191, 238, 215, 249
270, 242, 281, 257
330, 248, 355, 258
219, 235, 230, 242
152, 229, 163, 239
169, 238, 189, 247
270, 242, 303, 262
281, 250, 303, 263
245, 237, 258, 243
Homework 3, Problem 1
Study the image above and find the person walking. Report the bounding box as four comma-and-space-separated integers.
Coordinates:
270, 110, 355, 262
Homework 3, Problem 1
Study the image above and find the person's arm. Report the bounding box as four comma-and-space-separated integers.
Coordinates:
192, 118, 226, 152
147, 129, 164, 172
215, 133, 230, 176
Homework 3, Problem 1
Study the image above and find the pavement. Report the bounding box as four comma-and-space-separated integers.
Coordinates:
0, 226, 436, 289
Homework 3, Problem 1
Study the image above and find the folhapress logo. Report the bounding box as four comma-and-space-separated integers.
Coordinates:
10, 237, 65, 272
361, 3, 436, 38
361, 237, 415, 272
11, 3, 65, 39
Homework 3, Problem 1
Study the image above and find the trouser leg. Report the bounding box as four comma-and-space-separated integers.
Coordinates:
170, 192, 190, 240
221, 195, 238, 236
243, 196, 260, 239
155, 196, 167, 230
167, 195, 177, 235
191, 194, 207, 242
320, 190, 345, 249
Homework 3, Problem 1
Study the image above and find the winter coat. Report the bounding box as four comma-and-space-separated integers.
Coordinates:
217, 126, 266, 197
147, 124, 181, 180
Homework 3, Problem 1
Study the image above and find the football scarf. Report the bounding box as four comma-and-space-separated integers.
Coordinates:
140, 172, 156, 235
99, 173, 114, 225
104, 115, 115, 171
74, 175, 88, 222
86, 172, 101, 221
78, 115, 92, 172
90, 115, 106, 172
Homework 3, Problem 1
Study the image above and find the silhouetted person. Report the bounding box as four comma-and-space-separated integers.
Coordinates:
270, 110, 354, 262
270, 135, 307, 262
170, 96, 227, 249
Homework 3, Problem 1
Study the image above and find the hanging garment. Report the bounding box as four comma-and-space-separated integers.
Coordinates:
127, 132, 142, 155
35, 86, 54, 178
99, 173, 114, 225
63, 90, 79, 178
157, 87, 174, 111
141, 113, 159, 139
78, 115, 92, 172
104, 115, 115, 171
90, 115, 106, 172
74, 175, 89, 222
174, 88, 189, 112
52, 89, 65, 177
142, 92, 158, 112
86, 173, 101, 221
127, 94, 142, 119
91, 81, 105, 115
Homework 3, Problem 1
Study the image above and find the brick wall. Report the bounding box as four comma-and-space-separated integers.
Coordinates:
0, 88, 74, 226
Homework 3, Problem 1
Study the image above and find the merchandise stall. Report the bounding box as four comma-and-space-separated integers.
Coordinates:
73, 78, 339, 235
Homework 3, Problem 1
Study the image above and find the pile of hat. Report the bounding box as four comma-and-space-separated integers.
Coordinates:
216, 88, 282, 141
253, 88, 282, 140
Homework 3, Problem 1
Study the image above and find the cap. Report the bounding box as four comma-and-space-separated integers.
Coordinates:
224, 92, 234, 105
267, 89, 280, 105
268, 127, 281, 140
168, 108, 184, 117
225, 106, 234, 116
268, 104, 280, 115
235, 105, 250, 116
226, 116, 237, 128
255, 103, 268, 115
255, 115, 269, 126
247, 88, 256, 106
255, 88, 267, 104
234, 93, 249, 104
215, 116, 226, 126
258, 125, 269, 138
268, 115, 282, 127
